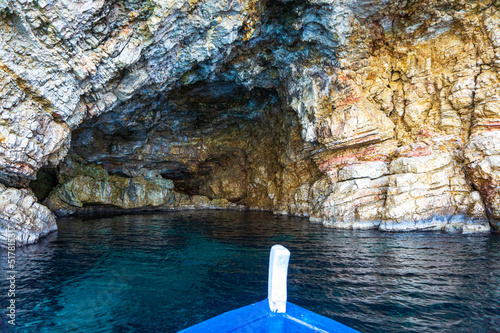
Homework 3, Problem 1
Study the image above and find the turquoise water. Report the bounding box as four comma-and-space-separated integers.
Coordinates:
1, 211, 499, 332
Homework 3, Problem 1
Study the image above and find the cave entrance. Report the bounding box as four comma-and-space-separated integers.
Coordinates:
49, 82, 303, 211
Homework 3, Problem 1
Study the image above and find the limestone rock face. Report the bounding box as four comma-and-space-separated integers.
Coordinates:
0, 67, 70, 187
2, 0, 500, 244
0, 183, 56, 247
0, 0, 266, 185
44, 161, 243, 216
464, 131, 500, 231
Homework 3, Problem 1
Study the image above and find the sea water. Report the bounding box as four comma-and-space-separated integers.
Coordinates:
1, 211, 499, 332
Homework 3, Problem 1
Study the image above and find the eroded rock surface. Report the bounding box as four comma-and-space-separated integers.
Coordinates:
2, 0, 500, 245
464, 131, 500, 231
44, 160, 243, 215
0, 183, 56, 247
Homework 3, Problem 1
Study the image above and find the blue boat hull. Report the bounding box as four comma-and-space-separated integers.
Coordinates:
179, 300, 360, 332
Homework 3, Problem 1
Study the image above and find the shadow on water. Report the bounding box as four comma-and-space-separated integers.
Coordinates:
1, 211, 499, 332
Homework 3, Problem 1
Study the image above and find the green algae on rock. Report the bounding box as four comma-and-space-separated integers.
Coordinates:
44, 161, 244, 216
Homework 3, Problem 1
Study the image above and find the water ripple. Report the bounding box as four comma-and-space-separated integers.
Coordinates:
0, 211, 499, 332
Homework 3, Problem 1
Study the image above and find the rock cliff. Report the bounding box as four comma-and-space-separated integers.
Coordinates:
1, 0, 500, 246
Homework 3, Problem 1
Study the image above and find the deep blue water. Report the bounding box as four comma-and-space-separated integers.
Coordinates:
1, 211, 499, 333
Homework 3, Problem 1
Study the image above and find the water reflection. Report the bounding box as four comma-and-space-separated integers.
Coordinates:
0, 211, 499, 332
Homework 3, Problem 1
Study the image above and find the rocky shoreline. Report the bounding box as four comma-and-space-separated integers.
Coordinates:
1, 0, 500, 247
